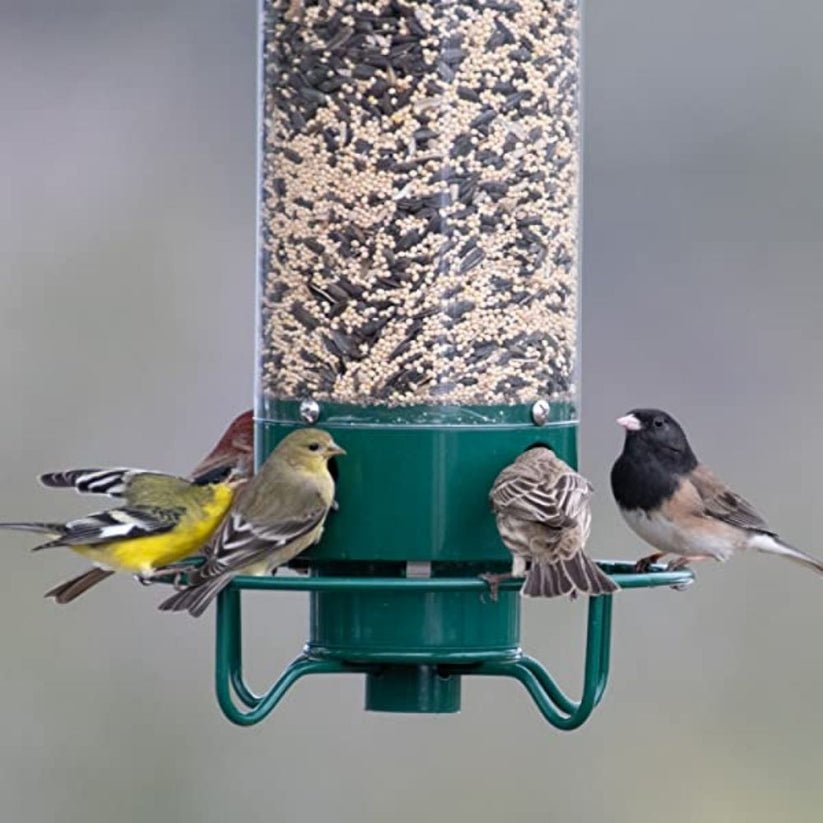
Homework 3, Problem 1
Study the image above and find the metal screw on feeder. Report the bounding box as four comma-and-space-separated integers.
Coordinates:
530, 400, 552, 427
298, 399, 320, 425
209, 0, 695, 728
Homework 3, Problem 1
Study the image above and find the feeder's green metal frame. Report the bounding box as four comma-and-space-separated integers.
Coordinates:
215, 564, 693, 728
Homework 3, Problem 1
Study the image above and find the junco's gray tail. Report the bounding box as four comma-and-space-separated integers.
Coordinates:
749, 534, 823, 575
522, 555, 618, 598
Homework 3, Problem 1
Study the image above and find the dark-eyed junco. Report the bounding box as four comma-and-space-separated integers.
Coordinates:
486, 446, 618, 599
611, 408, 823, 576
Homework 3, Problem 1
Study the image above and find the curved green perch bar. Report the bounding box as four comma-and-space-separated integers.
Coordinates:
214, 563, 694, 729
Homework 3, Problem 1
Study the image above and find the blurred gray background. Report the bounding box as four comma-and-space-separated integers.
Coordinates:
1, 1, 822, 821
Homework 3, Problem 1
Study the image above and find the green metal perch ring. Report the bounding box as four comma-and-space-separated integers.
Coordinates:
212, 561, 694, 729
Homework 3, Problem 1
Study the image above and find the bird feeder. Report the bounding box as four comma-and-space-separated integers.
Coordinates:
214, 0, 693, 728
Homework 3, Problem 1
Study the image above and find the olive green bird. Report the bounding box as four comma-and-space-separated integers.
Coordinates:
159, 428, 344, 617
0, 469, 237, 603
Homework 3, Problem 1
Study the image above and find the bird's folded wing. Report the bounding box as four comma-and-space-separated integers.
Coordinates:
51, 506, 182, 546
553, 472, 595, 522
688, 465, 775, 534
196, 487, 329, 579
190, 447, 252, 486
189, 463, 236, 486
491, 462, 591, 527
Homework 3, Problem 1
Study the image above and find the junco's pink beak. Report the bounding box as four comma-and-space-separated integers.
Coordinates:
616, 414, 642, 432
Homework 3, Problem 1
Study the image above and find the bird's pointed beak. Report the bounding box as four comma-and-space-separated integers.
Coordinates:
326, 441, 346, 456
616, 414, 642, 432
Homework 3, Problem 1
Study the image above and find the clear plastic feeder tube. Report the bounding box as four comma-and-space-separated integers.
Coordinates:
257, 0, 581, 423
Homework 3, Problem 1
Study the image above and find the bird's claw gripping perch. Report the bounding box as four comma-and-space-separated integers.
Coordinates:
633, 553, 664, 574
136, 567, 190, 590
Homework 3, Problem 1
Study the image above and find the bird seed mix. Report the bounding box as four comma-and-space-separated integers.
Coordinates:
260, 0, 579, 407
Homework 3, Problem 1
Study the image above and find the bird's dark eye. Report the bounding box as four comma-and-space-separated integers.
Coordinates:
653, 417, 665, 428
308, 443, 321, 452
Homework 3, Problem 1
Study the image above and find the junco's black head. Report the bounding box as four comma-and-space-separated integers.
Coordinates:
611, 408, 699, 511
615, 408, 698, 474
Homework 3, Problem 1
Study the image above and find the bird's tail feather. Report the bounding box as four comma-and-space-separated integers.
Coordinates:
44, 567, 115, 604
522, 554, 618, 598
158, 574, 233, 617
0, 522, 67, 550
750, 534, 823, 575
0, 521, 64, 536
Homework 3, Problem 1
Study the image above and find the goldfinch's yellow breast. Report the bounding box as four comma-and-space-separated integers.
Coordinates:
73, 483, 235, 575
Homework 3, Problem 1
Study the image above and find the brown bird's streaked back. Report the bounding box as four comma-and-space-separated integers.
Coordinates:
490, 447, 616, 598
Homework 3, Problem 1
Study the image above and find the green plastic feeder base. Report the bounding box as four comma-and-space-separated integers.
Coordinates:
255, 406, 578, 565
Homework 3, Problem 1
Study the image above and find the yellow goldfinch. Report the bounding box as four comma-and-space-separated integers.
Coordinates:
159, 428, 344, 617
5, 412, 254, 604
0, 471, 236, 604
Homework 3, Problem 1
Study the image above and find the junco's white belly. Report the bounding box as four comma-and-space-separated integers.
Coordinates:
621, 508, 736, 561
